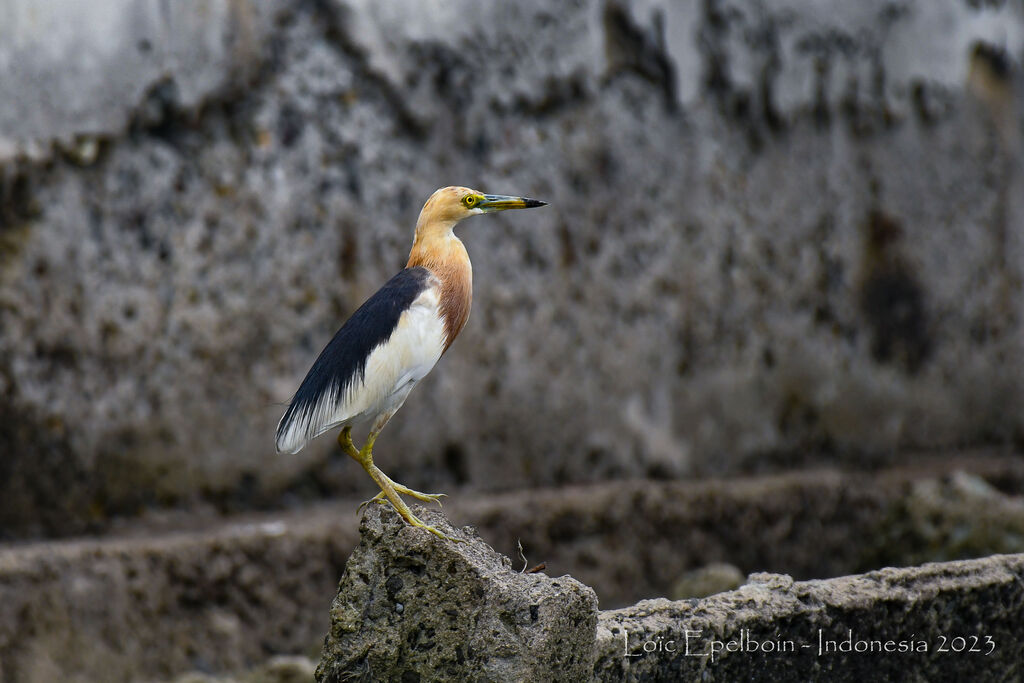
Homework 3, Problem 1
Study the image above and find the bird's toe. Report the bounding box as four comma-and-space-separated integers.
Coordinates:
415, 521, 465, 543
386, 479, 448, 507
356, 491, 389, 514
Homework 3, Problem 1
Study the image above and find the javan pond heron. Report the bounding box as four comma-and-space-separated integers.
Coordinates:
276, 186, 546, 540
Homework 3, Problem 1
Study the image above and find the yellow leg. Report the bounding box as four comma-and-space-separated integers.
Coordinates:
338, 426, 360, 459
341, 428, 447, 510
339, 427, 459, 542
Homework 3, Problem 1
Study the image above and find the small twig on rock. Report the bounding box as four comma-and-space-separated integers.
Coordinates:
517, 539, 545, 573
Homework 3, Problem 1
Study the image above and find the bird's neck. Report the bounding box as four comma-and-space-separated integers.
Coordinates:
407, 228, 473, 352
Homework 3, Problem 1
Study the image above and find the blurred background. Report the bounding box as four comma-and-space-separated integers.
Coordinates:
1, 0, 1023, 681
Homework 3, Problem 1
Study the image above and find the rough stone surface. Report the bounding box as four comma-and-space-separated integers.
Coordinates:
457, 452, 1024, 608
1, 455, 1024, 681
0, 1, 280, 161
1, 0, 1023, 536
318, 507, 1024, 682
0, 513, 356, 683
315, 504, 598, 683
595, 555, 1024, 681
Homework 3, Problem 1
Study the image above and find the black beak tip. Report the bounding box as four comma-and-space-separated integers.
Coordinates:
525, 198, 547, 208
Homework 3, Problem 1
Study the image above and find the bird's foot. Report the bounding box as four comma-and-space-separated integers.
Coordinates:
392, 482, 447, 507
356, 484, 447, 514
356, 455, 461, 542
401, 510, 465, 543
357, 495, 462, 542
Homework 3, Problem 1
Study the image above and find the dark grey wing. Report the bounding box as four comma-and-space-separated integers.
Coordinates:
275, 266, 432, 453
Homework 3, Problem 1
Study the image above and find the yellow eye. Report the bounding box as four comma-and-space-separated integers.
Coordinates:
463, 195, 478, 208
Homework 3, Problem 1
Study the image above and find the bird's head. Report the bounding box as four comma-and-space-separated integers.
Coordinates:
416, 186, 546, 234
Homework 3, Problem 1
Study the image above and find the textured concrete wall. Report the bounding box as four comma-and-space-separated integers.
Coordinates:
594, 556, 1024, 681
0, 513, 355, 683
1, 455, 1022, 682
1, 0, 1022, 534
0, 0, 276, 160
316, 506, 1024, 682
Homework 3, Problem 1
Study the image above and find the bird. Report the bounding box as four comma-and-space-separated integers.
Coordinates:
276, 186, 546, 540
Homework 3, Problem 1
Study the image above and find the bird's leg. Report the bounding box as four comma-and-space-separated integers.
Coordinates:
341, 427, 447, 511
338, 426, 360, 459
342, 428, 388, 512
346, 430, 461, 543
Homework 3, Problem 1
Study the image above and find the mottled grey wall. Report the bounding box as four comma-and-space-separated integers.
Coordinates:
1, 0, 1022, 536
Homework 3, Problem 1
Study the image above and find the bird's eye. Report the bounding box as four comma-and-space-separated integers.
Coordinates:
463, 195, 477, 208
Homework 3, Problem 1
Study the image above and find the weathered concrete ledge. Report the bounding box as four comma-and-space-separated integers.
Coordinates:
595, 559, 1024, 681
1, 454, 1023, 681
0, 515, 358, 683
321, 505, 1024, 682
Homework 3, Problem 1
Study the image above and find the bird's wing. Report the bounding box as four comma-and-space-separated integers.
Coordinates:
275, 266, 442, 454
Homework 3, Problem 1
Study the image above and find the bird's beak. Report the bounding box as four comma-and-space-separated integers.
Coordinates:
478, 194, 547, 212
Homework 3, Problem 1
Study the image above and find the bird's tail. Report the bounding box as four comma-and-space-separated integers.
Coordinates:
275, 403, 308, 454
